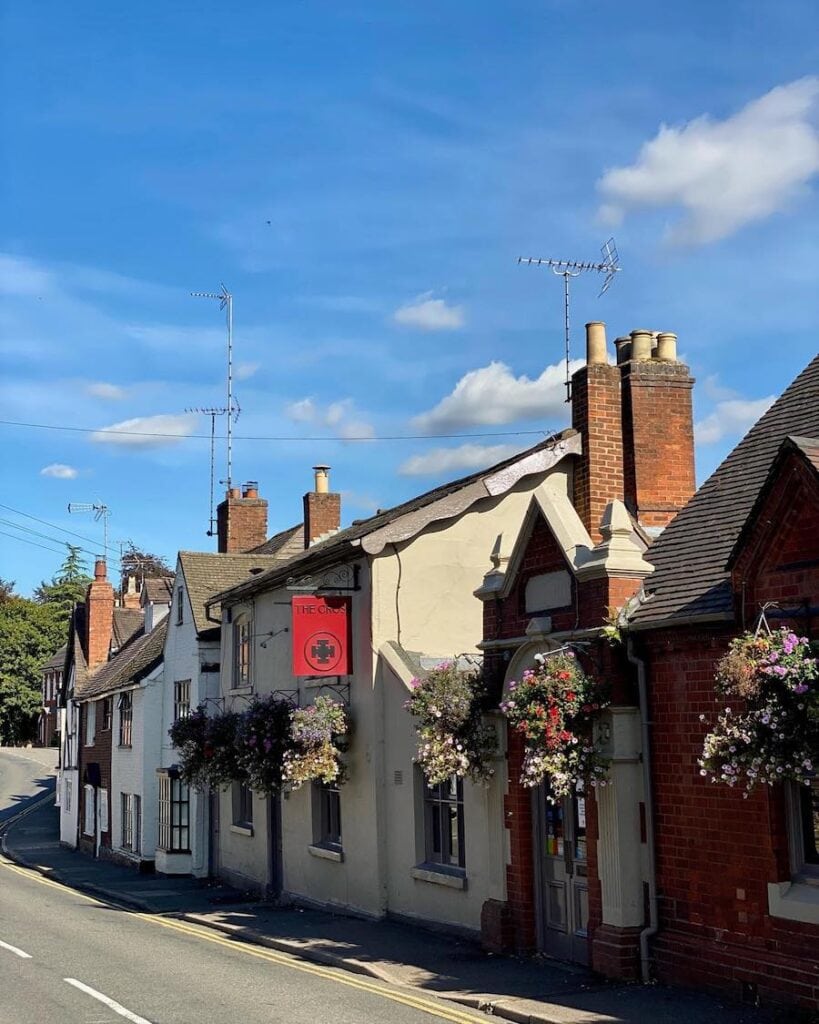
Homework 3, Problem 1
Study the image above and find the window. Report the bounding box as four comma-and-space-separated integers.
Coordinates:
83, 784, 94, 835
314, 781, 342, 849
232, 781, 253, 830
121, 793, 133, 849
84, 702, 96, 747
118, 692, 133, 747
173, 680, 191, 722
794, 779, 819, 871
158, 773, 190, 852
232, 618, 252, 688
133, 794, 142, 855
424, 775, 465, 870
64, 778, 72, 814
101, 697, 112, 732
176, 587, 184, 625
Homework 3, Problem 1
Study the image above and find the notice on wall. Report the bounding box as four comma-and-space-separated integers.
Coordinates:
292, 595, 352, 676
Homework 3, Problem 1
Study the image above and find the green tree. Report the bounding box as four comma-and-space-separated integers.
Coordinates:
34, 544, 92, 614
0, 598, 65, 744
0, 578, 16, 604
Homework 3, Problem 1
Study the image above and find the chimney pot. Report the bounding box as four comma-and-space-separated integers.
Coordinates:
630, 329, 653, 362
615, 336, 631, 365
94, 558, 106, 580
243, 480, 259, 498
228, 487, 241, 499
656, 332, 678, 361
585, 322, 607, 365
313, 465, 330, 494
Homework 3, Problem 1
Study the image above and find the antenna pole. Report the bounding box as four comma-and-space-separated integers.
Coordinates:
518, 238, 622, 404
226, 287, 234, 490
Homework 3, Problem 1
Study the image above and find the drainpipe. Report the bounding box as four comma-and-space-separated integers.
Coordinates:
627, 635, 658, 984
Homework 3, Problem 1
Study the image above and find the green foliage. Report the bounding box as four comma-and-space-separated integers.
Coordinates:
0, 598, 65, 744
169, 706, 245, 790
0, 578, 17, 604
34, 544, 92, 614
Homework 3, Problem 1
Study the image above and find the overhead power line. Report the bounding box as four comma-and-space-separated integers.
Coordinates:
0, 503, 120, 556
0, 517, 115, 567
0, 419, 550, 443
0, 527, 68, 558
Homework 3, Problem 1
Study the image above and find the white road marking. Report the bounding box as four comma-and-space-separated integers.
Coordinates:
0, 938, 32, 958
63, 979, 154, 1024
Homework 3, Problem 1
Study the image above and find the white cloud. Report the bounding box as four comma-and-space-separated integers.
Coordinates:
285, 397, 374, 439
695, 396, 775, 445
597, 77, 819, 245
414, 359, 580, 433
90, 413, 200, 448
40, 463, 79, 480
399, 443, 523, 477
86, 381, 127, 400
235, 361, 260, 381
393, 293, 465, 331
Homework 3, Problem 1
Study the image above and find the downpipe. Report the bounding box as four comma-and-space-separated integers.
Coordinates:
627, 635, 658, 984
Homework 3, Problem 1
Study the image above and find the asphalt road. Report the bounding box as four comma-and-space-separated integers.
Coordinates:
0, 750, 486, 1024
0, 747, 57, 825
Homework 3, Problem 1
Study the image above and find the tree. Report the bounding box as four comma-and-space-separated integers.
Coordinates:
119, 541, 172, 597
0, 598, 65, 744
0, 578, 16, 604
34, 544, 92, 615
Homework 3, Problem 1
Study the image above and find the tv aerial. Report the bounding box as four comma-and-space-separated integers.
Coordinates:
67, 502, 111, 560
518, 237, 621, 401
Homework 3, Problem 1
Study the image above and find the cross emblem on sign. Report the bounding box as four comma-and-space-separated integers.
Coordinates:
311, 638, 336, 665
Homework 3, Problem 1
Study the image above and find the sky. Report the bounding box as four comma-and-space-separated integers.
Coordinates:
1, 1, 818, 596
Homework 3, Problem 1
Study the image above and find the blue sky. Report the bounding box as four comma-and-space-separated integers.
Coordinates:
2, 1, 818, 595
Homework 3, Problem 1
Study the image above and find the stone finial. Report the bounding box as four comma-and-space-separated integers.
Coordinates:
575, 499, 655, 580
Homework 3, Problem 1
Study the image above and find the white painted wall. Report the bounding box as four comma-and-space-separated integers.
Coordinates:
58, 682, 80, 847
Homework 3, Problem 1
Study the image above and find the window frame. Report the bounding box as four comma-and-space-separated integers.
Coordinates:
118, 692, 133, 748
786, 779, 819, 880
173, 679, 191, 723
313, 780, 342, 851
83, 784, 95, 836
157, 773, 190, 853
101, 696, 112, 732
232, 781, 254, 832
121, 792, 133, 850
84, 701, 96, 747
176, 587, 184, 625
232, 617, 252, 689
423, 775, 465, 871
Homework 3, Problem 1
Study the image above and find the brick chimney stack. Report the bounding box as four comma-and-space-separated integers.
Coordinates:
216, 481, 269, 553
122, 574, 141, 609
571, 322, 624, 544
304, 465, 341, 548
619, 329, 695, 531
86, 559, 114, 671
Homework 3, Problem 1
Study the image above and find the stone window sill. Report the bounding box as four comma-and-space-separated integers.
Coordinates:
411, 864, 467, 890
230, 824, 254, 837
229, 685, 253, 696
308, 844, 344, 863
767, 880, 819, 925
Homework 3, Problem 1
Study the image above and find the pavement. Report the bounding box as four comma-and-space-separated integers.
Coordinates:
1, 787, 795, 1024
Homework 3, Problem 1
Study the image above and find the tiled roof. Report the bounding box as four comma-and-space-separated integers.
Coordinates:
178, 552, 287, 637
214, 429, 576, 605
41, 645, 67, 672
141, 576, 174, 604
251, 524, 303, 559
631, 356, 819, 628
112, 608, 144, 650
790, 434, 819, 474
76, 619, 167, 700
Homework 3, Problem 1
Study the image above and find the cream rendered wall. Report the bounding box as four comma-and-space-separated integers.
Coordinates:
110, 668, 162, 861
160, 573, 219, 876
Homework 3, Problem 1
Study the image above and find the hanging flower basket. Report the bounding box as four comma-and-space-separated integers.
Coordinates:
404, 662, 497, 786
282, 695, 349, 790
501, 651, 609, 798
169, 705, 245, 790
237, 694, 295, 794
699, 628, 818, 795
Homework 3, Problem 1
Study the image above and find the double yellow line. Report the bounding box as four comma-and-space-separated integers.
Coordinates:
0, 859, 487, 1024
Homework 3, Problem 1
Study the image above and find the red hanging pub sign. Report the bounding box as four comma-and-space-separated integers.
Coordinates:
291, 595, 353, 676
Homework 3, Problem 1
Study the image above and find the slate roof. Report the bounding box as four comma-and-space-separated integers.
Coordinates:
141, 576, 174, 604
214, 429, 577, 605
178, 552, 287, 637
41, 645, 67, 673
631, 356, 819, 629
112, 608, 145, 651
251, 524, 303, 559
791, 434, 819, 474
76, 618, 168, 700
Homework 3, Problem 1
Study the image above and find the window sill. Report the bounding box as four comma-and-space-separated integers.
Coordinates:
229, 685, 253, 696
412, 864, 467, 890
230, 824, 254, 837
308, 843, 344, 863
118, 745, 133, 750
767, 880, 819, 925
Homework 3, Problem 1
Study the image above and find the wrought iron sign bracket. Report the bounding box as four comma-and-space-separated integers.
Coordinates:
301, 677, 351, 705
286, 563, 360, 594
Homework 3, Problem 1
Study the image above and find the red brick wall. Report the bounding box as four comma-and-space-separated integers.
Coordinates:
643, 626, 819, 1009
620, 360, 695, 530
86, 568, 114, 671
503, 727, 537, 951
571, 363, 624, 544
304, 491, 341, 547
77, 699, 113, 856
217, 492, 269, 553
